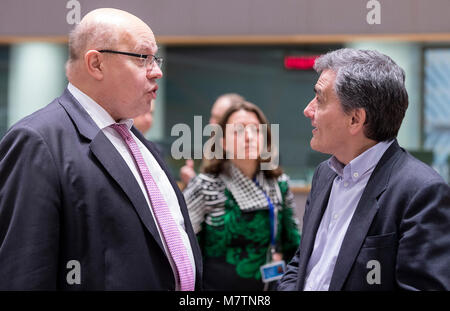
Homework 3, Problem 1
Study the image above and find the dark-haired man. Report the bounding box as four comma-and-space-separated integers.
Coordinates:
279, 48, 450, 291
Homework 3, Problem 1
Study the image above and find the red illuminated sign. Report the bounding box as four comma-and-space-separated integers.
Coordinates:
284, 55, 320, 70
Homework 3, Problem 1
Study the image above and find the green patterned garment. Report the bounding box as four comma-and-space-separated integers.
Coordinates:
200, 180, 300, 280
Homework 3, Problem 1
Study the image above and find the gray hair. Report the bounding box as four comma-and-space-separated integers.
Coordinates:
313, 48, 409, 141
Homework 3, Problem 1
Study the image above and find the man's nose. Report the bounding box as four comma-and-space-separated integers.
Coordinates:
147, 63, 163, 79
304, 100, 314, 119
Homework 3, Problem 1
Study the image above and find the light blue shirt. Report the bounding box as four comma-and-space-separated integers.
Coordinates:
304, 140, 394, 291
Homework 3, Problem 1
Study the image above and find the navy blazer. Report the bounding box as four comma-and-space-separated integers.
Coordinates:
0, 89, 203, 290
278, 141, 450, 290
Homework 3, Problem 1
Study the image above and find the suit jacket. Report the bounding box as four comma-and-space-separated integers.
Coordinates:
0, 89, 203, 290
278, 140, 450, 290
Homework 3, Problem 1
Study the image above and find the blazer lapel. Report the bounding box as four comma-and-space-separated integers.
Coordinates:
89, 133, 166, 254
328, 141, 402, 290
58, 88, 166, 255
58, 88, 100, 141
297, 164, 336, 290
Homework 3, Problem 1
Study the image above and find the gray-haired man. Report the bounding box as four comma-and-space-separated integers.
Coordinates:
278, 48, 450, 291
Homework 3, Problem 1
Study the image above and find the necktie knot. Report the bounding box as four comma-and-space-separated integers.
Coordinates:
110, 123, 131, 140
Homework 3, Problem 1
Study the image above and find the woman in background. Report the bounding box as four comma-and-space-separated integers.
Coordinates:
183, 101, 300, 290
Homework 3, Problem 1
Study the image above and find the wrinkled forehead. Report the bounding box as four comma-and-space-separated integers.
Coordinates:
118, 24, 158, 54
316, 70, 336, 92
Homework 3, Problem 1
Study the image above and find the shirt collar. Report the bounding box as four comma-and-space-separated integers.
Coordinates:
327, 140, 395, 182
67, 83, 133, 130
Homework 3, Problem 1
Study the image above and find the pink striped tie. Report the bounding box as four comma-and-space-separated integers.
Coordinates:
111, 123, 195, 291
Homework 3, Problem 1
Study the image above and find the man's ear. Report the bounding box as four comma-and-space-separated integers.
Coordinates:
349, 108, 366, 135
84, 50, 104, 81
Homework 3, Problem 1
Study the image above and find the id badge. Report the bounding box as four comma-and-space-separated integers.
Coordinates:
260, 260, 286, 283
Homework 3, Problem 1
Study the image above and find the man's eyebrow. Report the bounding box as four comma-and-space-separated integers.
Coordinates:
134, 42, 158, 54
314, 86, 322, 95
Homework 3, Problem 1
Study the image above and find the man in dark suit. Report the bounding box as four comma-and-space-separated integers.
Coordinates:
0, 8, 202, 290
278, 48, 450, 291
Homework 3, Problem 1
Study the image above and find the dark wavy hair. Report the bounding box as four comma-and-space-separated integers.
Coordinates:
314, 48, 409, 141
203, 101, 283, 178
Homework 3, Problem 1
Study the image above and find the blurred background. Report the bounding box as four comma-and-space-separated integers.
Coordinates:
1, 1, 449, 221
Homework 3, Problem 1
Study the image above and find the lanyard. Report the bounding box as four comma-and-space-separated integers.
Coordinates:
253, 178, 276, 247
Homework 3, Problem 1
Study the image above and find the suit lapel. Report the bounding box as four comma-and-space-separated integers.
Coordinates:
297, 164, 336, 290
58, 88, 100, 141
328, 141, 402, 290
89, 133, 166, 254
327, 195, 380, 290
58, 89, 166, 255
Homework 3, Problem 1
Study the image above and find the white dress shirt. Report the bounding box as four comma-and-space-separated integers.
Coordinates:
304, 140, 394, 291
67, 83, 195, 289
